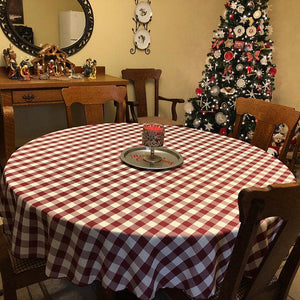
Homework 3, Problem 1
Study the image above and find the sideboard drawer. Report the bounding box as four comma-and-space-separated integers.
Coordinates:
13, 89, 63, 104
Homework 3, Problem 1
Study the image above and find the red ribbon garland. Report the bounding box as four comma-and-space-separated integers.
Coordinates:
211, 39, 224, 50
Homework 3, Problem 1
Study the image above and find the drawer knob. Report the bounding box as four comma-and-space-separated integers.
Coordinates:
22, 94, 35, 102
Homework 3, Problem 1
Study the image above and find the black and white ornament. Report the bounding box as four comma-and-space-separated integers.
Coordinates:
215, 112, 227, 125
236, 64, 244, 71
211, 85, 220, 97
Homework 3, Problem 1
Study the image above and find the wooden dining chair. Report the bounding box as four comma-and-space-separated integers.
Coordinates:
0, 225, 50, 300
160, 182, 300, 300
121, 68, 185, 125
61, 85, 127, 127
285, 131, 300, 173
232, 97, 300, 162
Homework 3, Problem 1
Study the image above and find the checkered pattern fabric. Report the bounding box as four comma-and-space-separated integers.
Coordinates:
2, 227, 46, 274
0, 123, 295, 300
9, 252, 46, 274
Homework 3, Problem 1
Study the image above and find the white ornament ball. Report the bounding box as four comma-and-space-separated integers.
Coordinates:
211, 85, 220, 97
193, 118, 201, 128
215, 112, 227, 125
236, 64, 244, 71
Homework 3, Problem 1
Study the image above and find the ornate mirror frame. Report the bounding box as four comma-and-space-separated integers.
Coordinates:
0, 0, 94, 57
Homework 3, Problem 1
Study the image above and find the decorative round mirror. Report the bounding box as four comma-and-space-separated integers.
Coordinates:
0, 0, 94, 57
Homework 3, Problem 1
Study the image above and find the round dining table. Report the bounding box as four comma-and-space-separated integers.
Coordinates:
0, 123, 295, 299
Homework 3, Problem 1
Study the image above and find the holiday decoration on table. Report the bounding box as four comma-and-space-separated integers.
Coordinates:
185, 0, 276, 141
120, 124, 183, 171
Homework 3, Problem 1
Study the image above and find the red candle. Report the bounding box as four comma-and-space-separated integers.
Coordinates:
144, 124, 164, 131
142, 123, 165, 147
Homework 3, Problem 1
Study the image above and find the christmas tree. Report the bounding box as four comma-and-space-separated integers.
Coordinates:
185, 0, 276, 141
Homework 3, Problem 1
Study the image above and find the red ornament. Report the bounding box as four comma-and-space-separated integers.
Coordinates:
254, 50, 261, 61
224, 2, 231, 7
195, 88, 203, 95
229, 14, 234, 20
212, 39, 224, 50
220, 128, 227, 135
210, 76, 215, 82
257, 25, 261, 31
228, 29, 233, 38
269, 67, 277, 76
234, 40, 245, 49
257, 84, 262, 92
201, 110, 216, 114
248, 1, 255, 8
247, 65, 255, 74
246, 52, 253, 62
223, 65, 233, 75
265, 42, 271, 48
224, 51, 234, 62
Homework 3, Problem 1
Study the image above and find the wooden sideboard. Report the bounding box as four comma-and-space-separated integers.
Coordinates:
0, 66, 128, 164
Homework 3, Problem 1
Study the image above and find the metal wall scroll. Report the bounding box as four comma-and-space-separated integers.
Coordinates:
130, 0, 152, 55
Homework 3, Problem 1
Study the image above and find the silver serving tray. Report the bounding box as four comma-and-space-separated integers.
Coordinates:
120, 146, 183, 171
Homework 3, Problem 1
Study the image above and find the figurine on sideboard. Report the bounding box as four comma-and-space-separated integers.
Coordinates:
3, 45, 20, 80
47, 59, 55, 76
19, 59, 31, 81
83, 58, 97, 79
83, 58, 92, 77
31, 44, 75, 78
90, 59, 97, 79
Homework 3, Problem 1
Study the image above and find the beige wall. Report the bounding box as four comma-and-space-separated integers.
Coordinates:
0, 0, 299, 146
270, 0, 300, 108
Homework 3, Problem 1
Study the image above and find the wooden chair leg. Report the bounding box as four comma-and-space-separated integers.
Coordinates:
0, 248, 18, 300
2, 278, 18, 300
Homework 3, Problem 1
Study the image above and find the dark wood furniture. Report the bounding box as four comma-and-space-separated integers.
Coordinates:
121, 68, 184, 125
162, 182, 300, 300
62, 85, 126, 126
286, 133, 300, 173
0, 66, 128, 164
0, 225, 50, 300
232, 97, 300, 162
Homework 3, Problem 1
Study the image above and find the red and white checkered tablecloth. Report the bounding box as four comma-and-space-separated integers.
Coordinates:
0, 123, 295, 299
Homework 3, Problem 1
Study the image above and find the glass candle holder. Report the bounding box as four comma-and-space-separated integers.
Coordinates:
142, 123, 165, 163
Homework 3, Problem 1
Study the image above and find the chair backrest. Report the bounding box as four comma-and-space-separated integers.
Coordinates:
232, 97, 300, 161
61, 85, 126, 127
121, 68, 162, 118
218, 183, 300, 300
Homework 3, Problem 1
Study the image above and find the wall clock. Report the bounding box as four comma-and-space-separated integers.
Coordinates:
131, 0, 152, 55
